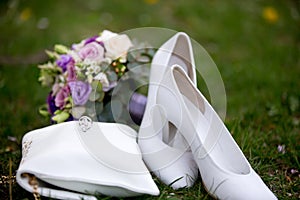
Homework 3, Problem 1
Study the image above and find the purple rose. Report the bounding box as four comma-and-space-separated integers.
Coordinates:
47, 92, 58, 115
67, 64, 77, 82
84, 35, 98, 45
78, 42, 105, 63
56, 55, 74, 72
54, 85, 70, 108
68, 81, 92, 106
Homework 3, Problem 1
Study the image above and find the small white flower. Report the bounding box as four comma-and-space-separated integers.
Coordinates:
94, 72, 109, 88
87, 74, 93, 83
277, 144, 286, 154
58, 75, 65, 83
102, 57, 112, 65
82, 59, 95, 66
93, 65, 101, 74
86, 64, 101, 76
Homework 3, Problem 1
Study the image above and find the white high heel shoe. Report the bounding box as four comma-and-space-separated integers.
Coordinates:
138, 32, 199, 189
155, 65, 277, 199
17, 121, 159, 199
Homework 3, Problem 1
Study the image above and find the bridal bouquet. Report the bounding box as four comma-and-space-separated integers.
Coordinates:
38, 30, 154, 123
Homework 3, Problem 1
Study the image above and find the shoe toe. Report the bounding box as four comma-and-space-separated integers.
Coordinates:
154, 151, 198, 189
214, 171, 277, 200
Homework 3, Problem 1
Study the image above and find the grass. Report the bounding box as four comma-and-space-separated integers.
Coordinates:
0, 0, 299, 199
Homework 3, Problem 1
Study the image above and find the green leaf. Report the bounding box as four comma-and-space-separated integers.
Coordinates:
54, 44, 69, 54
107, 71, 118, 82
39, 109, 50, 117
52, 111, 70, 123
99, 91, 105, 102
89, 81, 104, 101
54, 109, 62, 115
38, 68, 57, 87
38, 105, 50, 117
65, 103, 72, 109
136, 85, 148, 96
91, 80, 103, 92
72, 106, 86, 119
76, 71, 86, 81
89, 92, 101, 101
45, 50, 60, 59
95, 102, 104, 114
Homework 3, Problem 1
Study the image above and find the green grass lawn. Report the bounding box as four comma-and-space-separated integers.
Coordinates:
0, 0, 299, 199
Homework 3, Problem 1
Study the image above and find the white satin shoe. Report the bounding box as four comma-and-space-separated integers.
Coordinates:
153, 65, 277, 199
138, 32, 199, 189
17, 121, 159, 199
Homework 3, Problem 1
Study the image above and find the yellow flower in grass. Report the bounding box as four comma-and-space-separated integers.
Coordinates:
19, 7, 32, 22
144, 0, 159, 5
262, 6, 279, 24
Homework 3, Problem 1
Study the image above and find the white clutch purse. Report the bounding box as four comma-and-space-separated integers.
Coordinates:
16, 120, 159, 199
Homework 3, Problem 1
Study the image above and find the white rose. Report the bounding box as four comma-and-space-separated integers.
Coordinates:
97, 30, 118, 42
103, 34, 133, 61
